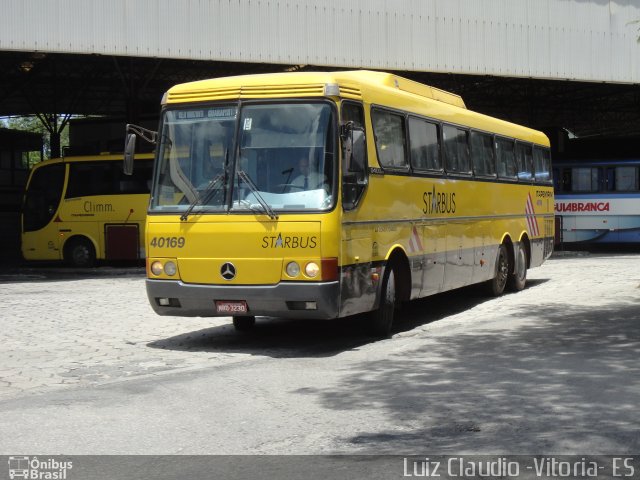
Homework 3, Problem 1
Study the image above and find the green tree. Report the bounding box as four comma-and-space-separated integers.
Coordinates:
1, 115, 70, 164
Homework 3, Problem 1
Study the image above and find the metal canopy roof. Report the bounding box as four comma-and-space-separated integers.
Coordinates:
1, 51, 639, 138
2, 0, 639, 84
1, 0, 640, 138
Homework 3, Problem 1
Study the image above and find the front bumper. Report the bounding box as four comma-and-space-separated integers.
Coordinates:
146, 279, 340, 319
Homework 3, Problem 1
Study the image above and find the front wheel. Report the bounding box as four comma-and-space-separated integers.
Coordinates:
64, 237, 96, 268
507, 245, 527, 291
486, 244, 509, 296
233, 316, 256, 332
370, 265, 396, 337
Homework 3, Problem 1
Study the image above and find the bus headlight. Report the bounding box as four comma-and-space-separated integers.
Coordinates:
164, 261, 177, 276
305, 262, 319, 278
286, 261, 300, 277
150, 261, 164, 276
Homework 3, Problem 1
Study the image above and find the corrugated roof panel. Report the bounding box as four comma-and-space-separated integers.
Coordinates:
1, 0, 640, 84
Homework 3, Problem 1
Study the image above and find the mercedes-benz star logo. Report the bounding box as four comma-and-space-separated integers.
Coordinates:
220, 262, 236, 280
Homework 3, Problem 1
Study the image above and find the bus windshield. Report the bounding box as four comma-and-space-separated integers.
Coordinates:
150, 102, 336, 214
23, 163, 65, 232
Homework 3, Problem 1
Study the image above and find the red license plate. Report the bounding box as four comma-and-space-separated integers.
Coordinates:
215, 300, 248, 314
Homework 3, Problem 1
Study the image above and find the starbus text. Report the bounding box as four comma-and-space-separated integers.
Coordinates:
422, 188, 456, 215
261, 233, 317, 249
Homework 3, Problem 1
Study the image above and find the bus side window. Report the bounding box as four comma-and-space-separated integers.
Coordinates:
606, 167, 615, 191
443, 125, 471, 174
571, 167, 599, 192
614, 166, 639, 192
342, 101, 365, 130
342, 101, 367, 176
496, 138, 517, 180
533, 147, 552, 184
515, 142, 533, 181
66, 162, 116, 198
371, 108, 408, 170
409, 117, 441, 171
342, 102, 368, 210
470, 131, 495, 177
117, 160, 153, 194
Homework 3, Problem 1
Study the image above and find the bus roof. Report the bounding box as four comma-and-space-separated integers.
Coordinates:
30, 153, 153, 169
166, 70, 466, 108
164, 70, 549, 147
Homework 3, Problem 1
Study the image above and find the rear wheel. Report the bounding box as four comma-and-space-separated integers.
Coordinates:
233, 315, 256, 332
64, 237, 96, 268
507, 244, 527, 291
370, 264, 396, 337
487, 244, 509, 296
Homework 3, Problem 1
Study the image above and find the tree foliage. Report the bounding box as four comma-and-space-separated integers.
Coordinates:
1, 115, 69, 164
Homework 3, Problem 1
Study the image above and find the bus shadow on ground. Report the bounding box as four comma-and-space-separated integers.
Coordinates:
146, 279, 550, 358
396, 278, 549, 333
304, 298, 640, 453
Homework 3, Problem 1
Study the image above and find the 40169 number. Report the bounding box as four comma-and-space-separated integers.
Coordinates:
150, 236, 185, 248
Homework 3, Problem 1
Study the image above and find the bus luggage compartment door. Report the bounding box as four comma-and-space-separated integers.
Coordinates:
105, 224, 139, 260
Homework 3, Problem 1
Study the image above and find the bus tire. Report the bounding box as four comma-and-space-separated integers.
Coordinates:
64, 237, 96, 268
507, 244, 527, 291
233, 315, 256, 332
370, 264, 397, 338
487, 244, 509, 296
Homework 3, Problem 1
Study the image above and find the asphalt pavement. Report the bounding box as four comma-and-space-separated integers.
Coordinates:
0, 252, 639, 457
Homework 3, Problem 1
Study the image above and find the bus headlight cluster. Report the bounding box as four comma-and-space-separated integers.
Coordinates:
164, 261, 177, 276
286, 261, 300, 277
286, 261, 320, 278
304, 262, 319, 278
150, 260, 177, 277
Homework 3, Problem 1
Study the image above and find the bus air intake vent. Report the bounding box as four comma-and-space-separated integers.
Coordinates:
239, 84, 325, 97
167, 87, 242, 103
339, 85, 362, 99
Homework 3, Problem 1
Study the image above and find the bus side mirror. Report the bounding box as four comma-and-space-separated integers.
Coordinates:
342, 123, 366, 177
349, 128, 366, 177
341, 123, 368, 210
124, 123, 158, 175
123, 133, 136, 176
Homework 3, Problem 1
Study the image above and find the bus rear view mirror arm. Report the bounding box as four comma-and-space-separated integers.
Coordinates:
126, 123, 158, 145
123, 124, 158, 175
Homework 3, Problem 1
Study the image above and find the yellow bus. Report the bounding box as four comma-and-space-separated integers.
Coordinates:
21, 153, 153, 267
125, 70, 554, 335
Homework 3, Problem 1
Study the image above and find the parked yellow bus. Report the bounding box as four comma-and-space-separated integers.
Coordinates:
21, 153, 153, 267
125, 70, 554, 335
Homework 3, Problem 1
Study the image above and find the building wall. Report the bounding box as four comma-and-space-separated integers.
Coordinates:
1, 0, 640, 83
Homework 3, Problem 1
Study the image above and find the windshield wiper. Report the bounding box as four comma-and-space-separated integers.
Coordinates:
236, 170, 278, 220
180, 172, 225, 221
